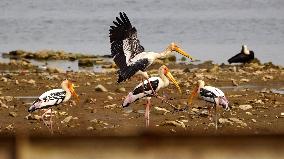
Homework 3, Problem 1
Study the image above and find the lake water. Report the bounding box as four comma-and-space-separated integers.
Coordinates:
0, 0, 284, 65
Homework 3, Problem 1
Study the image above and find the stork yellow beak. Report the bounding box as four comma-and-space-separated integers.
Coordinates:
70, 84, 79, 101
165, 71, 181, 94
174, 47, 194, 61
188, 85, 198, 105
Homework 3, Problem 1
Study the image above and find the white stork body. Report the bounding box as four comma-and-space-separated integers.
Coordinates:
109, 12, 193, 83
28, 80, 78, 133
122, 65, 181, 127
189, 80, 229, 130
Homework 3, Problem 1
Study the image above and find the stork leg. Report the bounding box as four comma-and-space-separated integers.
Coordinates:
50, 108, 53, 133
208, 105, 212, 121
215, 104, 218, 130
145, 98, 151, 127
41, 108, 53, 132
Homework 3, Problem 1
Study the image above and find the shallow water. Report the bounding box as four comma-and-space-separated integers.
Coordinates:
0, 0, 284, 65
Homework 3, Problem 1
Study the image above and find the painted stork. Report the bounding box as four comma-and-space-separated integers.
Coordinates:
122, 65, 181, 127
28, 79, 79, 132
228, 45, 255, 64
188, 80, 229, 130
109, 12, 194, 87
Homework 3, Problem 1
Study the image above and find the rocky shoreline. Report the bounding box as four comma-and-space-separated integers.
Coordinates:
0, 52, 283, 136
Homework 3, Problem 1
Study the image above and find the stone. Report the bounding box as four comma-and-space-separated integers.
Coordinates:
239, 104, 252, 110
229, 118, 247, 127
94, 84, 108, 92
59, 112, 68, 116
245, 112, 253, 115
218, 118, 233, 125
9, 112, 17, 117
87, 126, 94, 131
107, 96, 113, 100
161, 120, 186, 128
115, 87, 126, 93
154, 106, 170, 115
61, 116, 73, 124
0, 100, 8, 109
240, 79, 250, 82
27, 79, 36, 85
90, 119, 98, 123
15, 80, 19, 85
1, 77, 8, 82
5, 124, 14, 131
252, 119, 256, 123
231, 79, 238, 86
4, 96, 13, 102
104, 104, 116, 109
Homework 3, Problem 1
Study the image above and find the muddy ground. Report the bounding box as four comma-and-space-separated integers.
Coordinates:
0, 60, 283, 136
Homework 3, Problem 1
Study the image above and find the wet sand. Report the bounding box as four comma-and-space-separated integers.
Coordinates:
0, 60, 283, 136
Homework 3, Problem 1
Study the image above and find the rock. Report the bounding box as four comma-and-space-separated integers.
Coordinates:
255, 100, 264, 105
245, 112, 253, 115
87, 126, 94, 131
9, 112, 17, 117
73, 117, 79, 120
281, 112, 284, 116
229, 118, 247, 127
218, 118, 233, 125
95, 84, 108, 92
1, 77, 8, 82
239, 104, 252, 110
154, 106, 170, 115
262, 75, 273, 81
115, 87, 126, 93
15, 80, 19, 85
0, 100, 8, 108
231, 79, 238, 86
104, 104, 117, 109
61, 116, 73, 124
252, 119, 256, 123
107, 96, 113, 100
25, 114, 41, 120
78, 58, 95, 67
161, 120, 186, 128
85, 82, 91, 86
90, 119, 98, 123
240, 79, 250, 82
59, 112, 68, 116
5, 124, 14, 131
27, 79, 36, 85
3, 96, 13, 102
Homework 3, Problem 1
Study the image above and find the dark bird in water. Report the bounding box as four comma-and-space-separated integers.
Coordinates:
228, 45, 254, 64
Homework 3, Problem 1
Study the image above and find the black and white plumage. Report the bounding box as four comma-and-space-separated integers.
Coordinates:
109, 12, 193, 83
188, 80, 229, 130
228, 45, 255, 64
122, 65, 181, 127
28, 80, 79, 132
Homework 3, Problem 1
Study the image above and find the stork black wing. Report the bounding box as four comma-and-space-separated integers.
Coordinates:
228, 51, 254, 64
109, 12, 145, 69
117, 58, 149, 83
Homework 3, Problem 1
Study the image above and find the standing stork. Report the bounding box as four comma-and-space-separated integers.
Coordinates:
228, 45, 255, 64
188, 80, 229, 130
109, 12, 194, 89
28, 79, 79, 132
122, 65, 181, 127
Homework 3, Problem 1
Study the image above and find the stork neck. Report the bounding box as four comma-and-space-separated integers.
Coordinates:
159, 47, 172, 58
159, 71, 169, 87
62, 84, 71, 102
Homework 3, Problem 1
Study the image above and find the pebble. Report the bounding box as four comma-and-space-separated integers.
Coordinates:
59, 112, 68, 116
240, 78, 250, 82
94, 84, 108, 92
0, 100, 8, 109
239, 104, 252, 110
161, 120, 186, 128
104, 104, 117, 109
15, 80, 19, 85
90, 119, 98, 123
154, 106, 170, 115
86, 126, 94, 131
27, 79, 36, 85
9, 112, 17, 117
231, 79, 238, 86
245, 112, 253, 115
252, 119, 257, 123
6, 124, 14, 131
61, 116, 73, 124
229, 118, 247, 127
107, 96, 113, 100
116, 87, 126, 93
218, 118, 233, 125
1, 77, 8, 82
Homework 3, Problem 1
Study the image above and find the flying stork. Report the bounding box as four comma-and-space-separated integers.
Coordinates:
228, 45, 255, 64
109, 12, 194, 88
122, 65, 181, 127
188, 80, 229, 130
28, 79, 79, 133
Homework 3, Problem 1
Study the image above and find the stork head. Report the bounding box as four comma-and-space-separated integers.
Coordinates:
242, 45, 250, 55
160, 65, 181, 93
62, 80, 79, 101
168, 43, 194, 60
